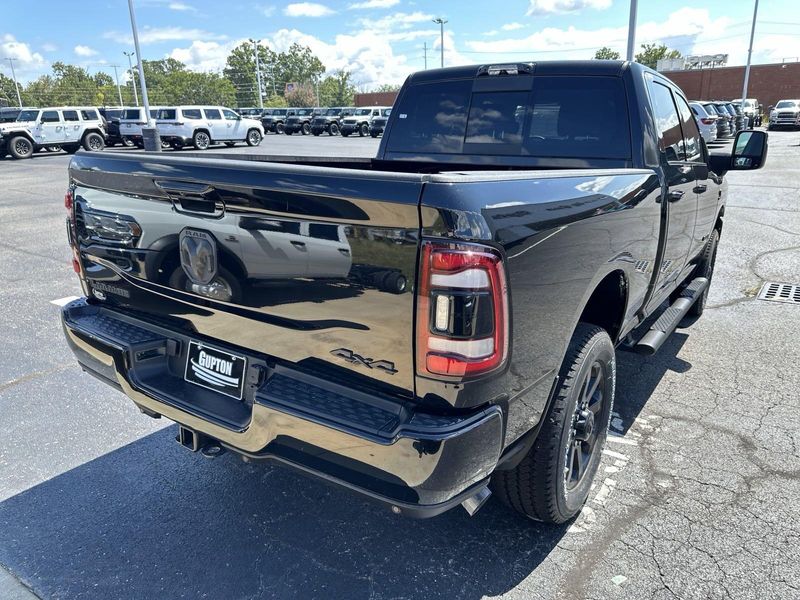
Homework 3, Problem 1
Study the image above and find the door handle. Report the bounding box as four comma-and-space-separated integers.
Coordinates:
694, 184, 708, 193
290, 240, 307, 248
667, 190, 684, 202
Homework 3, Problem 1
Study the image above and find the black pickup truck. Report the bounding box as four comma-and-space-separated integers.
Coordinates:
60, 61, 767, 523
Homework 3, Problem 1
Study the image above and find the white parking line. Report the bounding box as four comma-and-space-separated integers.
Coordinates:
50, 296, 80, 307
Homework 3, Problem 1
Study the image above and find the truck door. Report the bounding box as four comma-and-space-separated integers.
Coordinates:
37, 110, 65, 145
62, 109, 82, 143
222, 108, 243, 140
647, 78, 697, 295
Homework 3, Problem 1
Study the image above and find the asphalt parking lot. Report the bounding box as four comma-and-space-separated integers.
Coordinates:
1, 131, 799, 600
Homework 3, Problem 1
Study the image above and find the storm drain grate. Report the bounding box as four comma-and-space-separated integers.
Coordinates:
757, 282, 800, 304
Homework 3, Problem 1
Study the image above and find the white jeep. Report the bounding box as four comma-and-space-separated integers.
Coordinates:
340, 106, 391, 137
0, 107, 106, 159
155, 106, 264, 150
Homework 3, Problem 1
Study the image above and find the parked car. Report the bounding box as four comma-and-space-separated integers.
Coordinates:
725, 102, 745, 132
369, 108, 392, 138
156, 105, 264, 149
119, 106, 164, 147
310, 107, 354, 136
237, 107, 264, 118
703, 102, 731, 138
260, 108, 294, 134
340, 106, 391, 137
99, 107, 132, 147
689, 101, 717, 144
61, 60, 767, 524
732, 98, 760, 127
768, 99, 800, 130
0, 106, 106, 159
283, 108, 318, 135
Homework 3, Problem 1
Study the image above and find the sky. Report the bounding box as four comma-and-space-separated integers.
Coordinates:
2, 0, 800, 90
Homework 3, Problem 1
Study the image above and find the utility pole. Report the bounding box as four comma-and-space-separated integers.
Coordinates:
252, 39, 264, 109
626, 0, 638, 61
4, 58, 23, 107
110, 65, 124, 106
423, 42, 428, 70
433, 18, 447, 68
127, 0, 160, 150
123, 51, 139, 105
741, 0, 759, 107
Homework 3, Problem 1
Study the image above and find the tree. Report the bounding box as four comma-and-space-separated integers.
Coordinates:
318, 70, 357, 107
594, 47, 620, 60
0, 72, 19, 106
373, 83, 400, 93
224, 41, 277, 107
284, 84, 317, 107
635, 43, 681, 69
273, 43, 325, 93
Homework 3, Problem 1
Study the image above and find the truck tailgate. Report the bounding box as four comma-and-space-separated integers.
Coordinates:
68, 153, 423, 394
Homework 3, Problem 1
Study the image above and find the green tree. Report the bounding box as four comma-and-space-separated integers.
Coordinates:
224, 41, 277, 107
285, 84, 317, 107
273, 43, 325, 93
318, 70, 357, 106
594, 47, 620, 60
635, 43, 681, 69
0, 72, 20, 106
373, 83, 400, 93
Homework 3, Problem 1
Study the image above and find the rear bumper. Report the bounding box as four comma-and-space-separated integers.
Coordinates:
61, 298, 504, 517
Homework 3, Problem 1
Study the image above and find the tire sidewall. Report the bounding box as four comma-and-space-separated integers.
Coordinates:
555, 330, 616, 517
329, 122, 339, 136
193, 131, 210, 150
83, 132, 105, 151
10, 136, 34, 159
246, 129, 262, 146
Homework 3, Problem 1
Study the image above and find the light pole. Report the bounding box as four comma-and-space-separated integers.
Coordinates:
626, 0, 638, 61
111, 65, 124, 106
127, 0, 160, 150
741, 0, 759, 109
433, 18, 447, 68
123, 51, 139, 105
4, 58, 23, 107
252, 39, 264, 109
423, 42, 428, 70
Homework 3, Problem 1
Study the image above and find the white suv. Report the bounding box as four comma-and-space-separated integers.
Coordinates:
340, 106, 391, 137
156, 106, 264, 150
0, 107, 106, 159
119, 106, 164, 148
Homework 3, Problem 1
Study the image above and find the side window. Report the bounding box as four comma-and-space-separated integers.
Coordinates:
63, 110, 80, 122
182, 108, 202, 119
41, 110, 61, 123
309, 224, 341, 241
204, 108, 221, 120
674, 95, 703, 162
80, 109, 98, 121
222, 109, 239, 120
648, 81, 684, 161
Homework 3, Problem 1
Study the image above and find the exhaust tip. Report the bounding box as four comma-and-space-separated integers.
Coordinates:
461, 486, 492, 516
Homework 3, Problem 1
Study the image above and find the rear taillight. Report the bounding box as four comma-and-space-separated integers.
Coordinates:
701, 117, 715, 125
64, 188, 73, 210
416, 240, 509, 378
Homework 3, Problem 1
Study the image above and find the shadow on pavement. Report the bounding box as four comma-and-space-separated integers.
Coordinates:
0, 334, 691, 599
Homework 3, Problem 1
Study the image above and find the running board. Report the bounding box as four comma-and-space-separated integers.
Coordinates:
634, 277, 708, 355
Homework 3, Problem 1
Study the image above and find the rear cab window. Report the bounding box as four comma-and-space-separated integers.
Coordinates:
386, 75, 631, 161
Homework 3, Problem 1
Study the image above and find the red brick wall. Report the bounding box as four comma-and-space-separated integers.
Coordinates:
662, 62, 800, 111
354, 91, 398, 107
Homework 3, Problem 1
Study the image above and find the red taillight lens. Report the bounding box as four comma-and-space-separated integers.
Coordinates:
416, 240, 509, 379
701, 117, 715, 125
64, 188, 73, 210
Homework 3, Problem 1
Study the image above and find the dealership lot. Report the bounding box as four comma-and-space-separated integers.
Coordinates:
1, 132, 799, 600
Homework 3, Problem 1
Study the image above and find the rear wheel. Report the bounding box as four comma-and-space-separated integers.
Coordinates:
8, 136, 34, 159
168, 266, 241, 303
83, 132, 105, 151
246, 129, 262, 146
492, 323, 615, 523
276, 122, 285, 134
193, 130, 210, 150
122, 137, 135, 147
329, 122, 340, 136
359, 123, 369, 137
301, 122, 310, 135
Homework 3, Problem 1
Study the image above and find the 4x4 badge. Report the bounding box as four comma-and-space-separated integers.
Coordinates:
330, 348, 397, 375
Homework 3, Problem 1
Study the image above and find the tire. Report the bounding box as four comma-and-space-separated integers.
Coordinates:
341, 131, 350, 138
122, 137, 135, 147
688, 229, 719, 317
370, 132, 379, 138
285, 129, 293, 136
329, 122, 340, 136
168, 266, 241, 304
276, 122, 285, 134
161, 140, 171, 149
301, 122, 310, 135
359, 123, 369, 137
381, 272, 407, 295
171, 143, 183, 150
312, 131, 321, 136
46, 145, 62, 153
492, 323, 615, 523
225, 141, 236, 147
193, 130, 210, 150
246, 129, 262, 146
83, 132, 105, 152
8, 136, 34, 159
63, 144, 80, 154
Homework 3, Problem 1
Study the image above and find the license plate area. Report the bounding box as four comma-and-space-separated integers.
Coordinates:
184, 341, 247, 400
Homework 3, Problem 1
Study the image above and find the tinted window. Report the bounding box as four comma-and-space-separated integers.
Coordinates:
17, 110, 39, 121
388, 76, 630, 160
296, 109, 312, 116
203, 108, 221, 120
80, 109, 98, 121
105, 109, 123, 119
63, 110, 80, 122
273, 109, 287, 116
648, 81, 684, 161
123, 109, 142, 120
183, 108, 202, 119
222, 109, 239, 120
675, 95, 702, 162
156, 109, 176, 120
41, 111, 60, 123
703, 104, 718, 115
309, 224, 341, 241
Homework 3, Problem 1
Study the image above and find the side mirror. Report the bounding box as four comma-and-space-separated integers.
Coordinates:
731, 130, 768, 170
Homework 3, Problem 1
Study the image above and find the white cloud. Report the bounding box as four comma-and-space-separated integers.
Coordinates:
74, 45, 98, 57
259, 4, 276, 17
169, 40, 238, 72
102, 27, 227, 45
359, 11, 434, 33
0, 34, 47, 73
41, 43, 58, 52
502, 23, 524, 31
168, 1, 196, 10
527, 0, 611, 15
348, 0, 400, 8
283, 2, 334, 17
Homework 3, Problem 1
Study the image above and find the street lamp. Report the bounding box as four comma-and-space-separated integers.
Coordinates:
252, 39, 264, 109
127, 0, 160, 150
433, 18, 448, 68
123, 51, 139, 105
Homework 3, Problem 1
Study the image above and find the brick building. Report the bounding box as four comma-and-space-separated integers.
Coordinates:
662, 61, 800, 110
354, 91, 398, 107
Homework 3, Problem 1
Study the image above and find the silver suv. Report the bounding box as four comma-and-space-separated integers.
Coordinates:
0, 107, 106, 159
768, 99, 800, 130
156, 106, 264, 150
